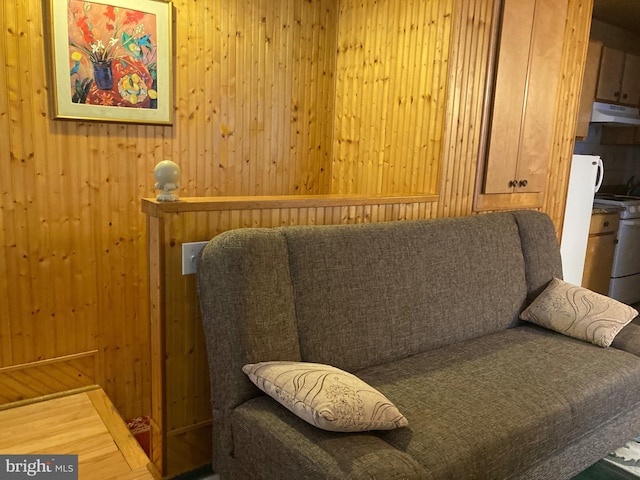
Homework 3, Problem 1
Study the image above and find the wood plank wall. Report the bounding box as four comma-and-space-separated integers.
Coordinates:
0, 0, 338, 419
177, 0, 339, 196
1, 0, 592, 476
331, 0, 453, 194
438, 0, 494, 217
543, 0, 595, 229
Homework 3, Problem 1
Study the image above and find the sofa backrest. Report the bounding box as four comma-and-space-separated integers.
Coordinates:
197, 210, 562, 410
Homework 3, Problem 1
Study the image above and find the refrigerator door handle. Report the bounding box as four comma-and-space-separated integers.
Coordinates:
594, 158, 604, 193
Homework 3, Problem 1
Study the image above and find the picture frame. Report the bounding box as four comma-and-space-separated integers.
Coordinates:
47, 0, 173, 125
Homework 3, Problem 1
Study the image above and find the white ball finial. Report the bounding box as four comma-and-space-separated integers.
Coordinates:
154, 160, 180, 202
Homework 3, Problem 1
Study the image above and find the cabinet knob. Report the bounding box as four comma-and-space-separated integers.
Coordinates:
519, 179, 528, 187
604, 221, 610, 227
615, 91, 621, 98
623, 93, 628, 100
509, 180, 518, 188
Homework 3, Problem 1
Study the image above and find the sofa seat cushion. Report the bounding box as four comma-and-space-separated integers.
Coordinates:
356, 325, 640, 479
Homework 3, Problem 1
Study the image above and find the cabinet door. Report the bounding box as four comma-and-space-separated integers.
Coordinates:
581, 233, 616, 295
482, 0, 535, 194
516, 0, 568, 193
620, 53, 640, 107
596, 47, 625, 103
482, 0, 567, 195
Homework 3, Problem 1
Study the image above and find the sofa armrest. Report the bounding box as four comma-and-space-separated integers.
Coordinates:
612, 317, 640, 356
228, 396, 425, 480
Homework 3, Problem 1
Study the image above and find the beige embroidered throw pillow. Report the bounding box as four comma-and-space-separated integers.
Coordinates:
242, 361, 408, 432
520, 278, 638, 347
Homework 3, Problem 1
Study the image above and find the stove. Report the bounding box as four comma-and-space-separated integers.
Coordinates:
592, 193, 640, 305
593, 194, 640, 219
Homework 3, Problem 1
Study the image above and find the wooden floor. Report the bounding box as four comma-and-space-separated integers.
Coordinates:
0, 387, 159, 480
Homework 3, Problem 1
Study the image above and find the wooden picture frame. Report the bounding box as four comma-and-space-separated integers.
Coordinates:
47, 0, 173, 125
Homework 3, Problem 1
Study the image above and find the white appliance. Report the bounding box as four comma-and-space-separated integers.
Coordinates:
560, 155, 603, 285
593, 194, 640, 305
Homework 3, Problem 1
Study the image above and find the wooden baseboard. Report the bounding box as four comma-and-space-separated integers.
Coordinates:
166, 422, 213, 478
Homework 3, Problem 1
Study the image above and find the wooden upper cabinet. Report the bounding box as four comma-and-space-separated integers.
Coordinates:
475, 0, 568, 210
516, 0, 568, 194
596, 47, 640, 106
620, 53, 640, 106
596, 47, 625, 103
482, 0, 535, 195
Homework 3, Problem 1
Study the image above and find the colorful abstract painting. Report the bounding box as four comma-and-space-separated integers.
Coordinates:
48, 0, 172, 124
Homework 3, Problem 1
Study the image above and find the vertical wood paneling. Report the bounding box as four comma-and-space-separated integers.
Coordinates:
177, 0, 338, 197
5, 0, 34, 364
438, 0, 493, 217
543, 0, 594, 232
0, 1, 12, 366
0, 0, 339, 422
147, 215, 164, 470
332, 0, 453, 195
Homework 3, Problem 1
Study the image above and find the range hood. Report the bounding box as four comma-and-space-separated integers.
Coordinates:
591, 101, 640, 125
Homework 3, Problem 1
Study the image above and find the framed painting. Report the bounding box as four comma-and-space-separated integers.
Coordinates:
47, 0, 173, 125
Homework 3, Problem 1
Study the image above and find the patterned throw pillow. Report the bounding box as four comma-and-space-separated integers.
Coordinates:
242, 361, 408, 432
520, 278, 638, 347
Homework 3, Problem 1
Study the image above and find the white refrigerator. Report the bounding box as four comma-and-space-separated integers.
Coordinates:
560, 154, 604, 285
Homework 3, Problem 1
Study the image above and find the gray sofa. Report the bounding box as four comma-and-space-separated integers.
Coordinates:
197, 210, 640, 479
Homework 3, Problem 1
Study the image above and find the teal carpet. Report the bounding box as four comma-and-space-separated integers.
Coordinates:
170, 464, 217, 480
573, 436, 640, 480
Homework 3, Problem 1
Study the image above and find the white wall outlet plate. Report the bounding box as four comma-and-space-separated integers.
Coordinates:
182, 241, 208, 275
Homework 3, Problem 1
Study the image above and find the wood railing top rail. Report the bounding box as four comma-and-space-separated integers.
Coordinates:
141, 194, 439, 217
